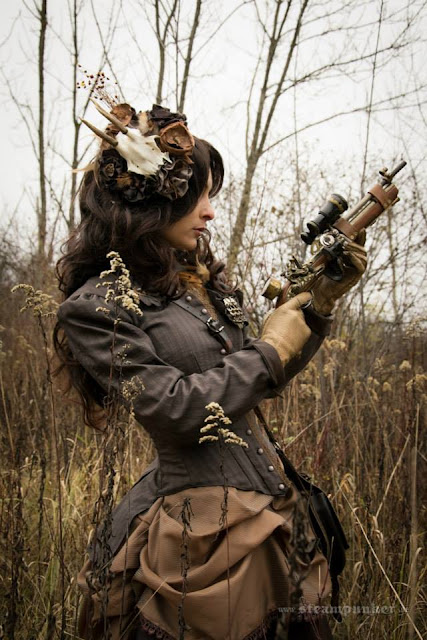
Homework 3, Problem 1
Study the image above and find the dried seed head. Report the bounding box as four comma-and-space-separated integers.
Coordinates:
98, 252, 143, 317
11, 284, 58, 317
199, 402, 248, 448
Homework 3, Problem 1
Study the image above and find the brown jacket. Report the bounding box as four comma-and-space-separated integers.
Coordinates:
57, 275, 332, 555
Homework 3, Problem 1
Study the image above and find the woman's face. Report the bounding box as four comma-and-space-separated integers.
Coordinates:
161, 173, 215, 251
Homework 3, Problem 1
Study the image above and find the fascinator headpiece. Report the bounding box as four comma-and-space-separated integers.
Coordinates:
82, 100, 195, 203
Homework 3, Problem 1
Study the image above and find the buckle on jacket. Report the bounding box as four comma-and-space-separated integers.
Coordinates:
206, 317, 225, 334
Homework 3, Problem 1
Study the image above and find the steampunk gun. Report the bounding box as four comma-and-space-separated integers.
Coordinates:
262, 161, 407, 306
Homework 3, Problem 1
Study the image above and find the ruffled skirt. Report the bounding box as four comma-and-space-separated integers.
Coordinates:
77, 485, 331, 640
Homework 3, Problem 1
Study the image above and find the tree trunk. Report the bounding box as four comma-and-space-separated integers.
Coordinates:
178, 0, 202, 112
154, 0, 179, 104
227, 158, 257, 273
227, 0, 309, 274
68, 0, 79, 230
37, 0, 48, 261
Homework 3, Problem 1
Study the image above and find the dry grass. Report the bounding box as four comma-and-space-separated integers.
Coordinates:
0, 275, 425, 640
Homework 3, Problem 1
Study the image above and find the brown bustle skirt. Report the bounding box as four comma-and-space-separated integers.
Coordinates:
77, 485, 332, 640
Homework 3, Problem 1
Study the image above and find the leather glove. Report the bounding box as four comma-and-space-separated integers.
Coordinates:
311, 230, 368, 315
261, 292, 312, 365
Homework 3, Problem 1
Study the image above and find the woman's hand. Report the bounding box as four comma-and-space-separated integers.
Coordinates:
261, 292, 312, 365
311, 230, 368, 315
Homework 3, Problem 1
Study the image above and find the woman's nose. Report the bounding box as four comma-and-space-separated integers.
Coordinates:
202, 198, 215, 220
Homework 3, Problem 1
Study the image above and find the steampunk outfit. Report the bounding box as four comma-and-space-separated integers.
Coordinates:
58, 268, 333, 640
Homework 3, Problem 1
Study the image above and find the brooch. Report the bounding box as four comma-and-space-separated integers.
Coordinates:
222, 296, 247, 329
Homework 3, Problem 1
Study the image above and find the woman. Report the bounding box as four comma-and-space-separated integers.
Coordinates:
55, 102, 366, 639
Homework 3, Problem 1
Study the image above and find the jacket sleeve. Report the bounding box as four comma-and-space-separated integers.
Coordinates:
57, 291, 288, 444
243, 303, 333, 396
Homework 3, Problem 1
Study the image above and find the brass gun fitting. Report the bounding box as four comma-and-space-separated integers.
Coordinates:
261, 276, 283, 300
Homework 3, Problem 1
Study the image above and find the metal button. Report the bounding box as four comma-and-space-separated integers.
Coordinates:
278, 483, 286, 490
246, 428, 252, 435
257, 447, 264, 455
268, 465, 274, 472
201, 308, 208, 314
185, 295, 192, 302
220, 348, 227, 355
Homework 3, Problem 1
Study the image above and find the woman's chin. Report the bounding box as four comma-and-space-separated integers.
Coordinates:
177, 240, 198, 252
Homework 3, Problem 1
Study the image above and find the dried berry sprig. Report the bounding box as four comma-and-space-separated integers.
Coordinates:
76, 65, 120, 108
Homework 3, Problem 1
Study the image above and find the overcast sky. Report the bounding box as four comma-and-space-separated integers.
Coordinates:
0, 0, 426, 255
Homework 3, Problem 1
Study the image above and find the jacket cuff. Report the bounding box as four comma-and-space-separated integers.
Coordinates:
302, 303, 333, 337
249, 339, 286, 389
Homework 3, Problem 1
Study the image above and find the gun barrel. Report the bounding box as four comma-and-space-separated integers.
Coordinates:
341, 193, 372, 222
389, 160, 407, 179
342, 161, 406, 224
263, 159, 407, 305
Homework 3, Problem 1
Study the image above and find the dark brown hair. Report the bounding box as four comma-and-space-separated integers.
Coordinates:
54, 137, 232, 427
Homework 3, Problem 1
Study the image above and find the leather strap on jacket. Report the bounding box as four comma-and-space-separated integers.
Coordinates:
172, 298, 233, 353
254, 406, 305, 486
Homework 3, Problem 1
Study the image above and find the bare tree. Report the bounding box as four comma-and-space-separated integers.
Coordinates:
137, 0, 240, 112
227, 0, 309, 272
68, 0, 122, 229
177, 0, 202, 111
150, 0, 204, 110
226, 0, 421, 272
37, 0, 48, 263
68, 0, 82, 230
154, 0, 179, 103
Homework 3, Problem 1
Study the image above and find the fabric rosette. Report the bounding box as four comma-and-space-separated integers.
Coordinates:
98, 149, 128, 189
98, 149, 151, 203
148, 104, 187, 130
159, 122, 195, 164
107, 104, 137, 133
156, 157, 193, 200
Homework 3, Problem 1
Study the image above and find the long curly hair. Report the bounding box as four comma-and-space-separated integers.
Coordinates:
54, 137, 232, 427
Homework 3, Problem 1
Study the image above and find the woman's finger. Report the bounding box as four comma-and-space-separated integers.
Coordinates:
355, 229, 366, 246
342, 252, 367, 273
343, 239, 367, 255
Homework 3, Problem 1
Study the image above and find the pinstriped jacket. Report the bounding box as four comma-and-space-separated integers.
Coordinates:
57, 275, 332, 555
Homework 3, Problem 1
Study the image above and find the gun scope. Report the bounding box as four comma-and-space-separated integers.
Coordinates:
301, 194, 348, 244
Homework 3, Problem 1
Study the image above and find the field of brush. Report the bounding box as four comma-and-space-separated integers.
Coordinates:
0, 277, 425, 640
